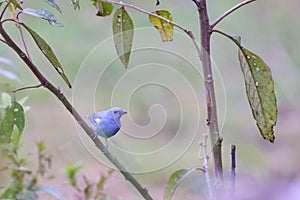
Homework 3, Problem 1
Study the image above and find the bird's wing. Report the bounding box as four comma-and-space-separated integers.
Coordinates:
87, 112, 105, 131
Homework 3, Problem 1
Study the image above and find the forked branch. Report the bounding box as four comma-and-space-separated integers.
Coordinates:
211, 0, 256, 28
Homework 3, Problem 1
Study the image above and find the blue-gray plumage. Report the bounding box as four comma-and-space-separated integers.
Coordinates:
86, 107, 127, 153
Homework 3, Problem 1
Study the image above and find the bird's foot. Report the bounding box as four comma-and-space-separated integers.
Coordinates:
102, 145, 108, 154
102, 138, 109, 153
92, 133, 98, 140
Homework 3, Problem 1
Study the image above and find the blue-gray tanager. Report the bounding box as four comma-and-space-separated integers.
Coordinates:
86, 107, 127, 153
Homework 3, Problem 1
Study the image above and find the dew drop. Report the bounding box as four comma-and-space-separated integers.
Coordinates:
14, 108, 19, 112
117, 14, 122, 23
256, 67, 260, 71
254, 63, 257, 66
252, 55, 256, 59
255, 81, 259, 86
247, 55, 251, 59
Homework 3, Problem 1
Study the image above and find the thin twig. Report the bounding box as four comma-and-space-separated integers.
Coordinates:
0, 1, 10, 21
201, 133, 214, 200
11, 84, 43, 93
1, 12, 31, 60
103, 0, 189, 33
0, 38, 7, 44
230, 145, 236, 200
102, 0, 202, 60
211, 0, 256, 28
16, 12, 31, 61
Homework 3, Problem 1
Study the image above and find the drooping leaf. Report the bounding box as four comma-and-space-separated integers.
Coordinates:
149, 10, 173, 42
43, 0, 62, 14
71, 0, 80, 10
164, 168, 197, 200
22, 8, 63, 27
0, 100, 25, 142
21, 23, 72, 88
238, 47, 277, 142
34, 186, 65, 200
112, 7, 134, 69
213, 30, 278, 143
91, 0, 113, 17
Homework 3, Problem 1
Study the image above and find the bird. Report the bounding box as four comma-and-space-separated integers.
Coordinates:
86, 107, 127, 153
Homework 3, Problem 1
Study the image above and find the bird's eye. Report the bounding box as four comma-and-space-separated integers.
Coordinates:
113, 110, 118, 114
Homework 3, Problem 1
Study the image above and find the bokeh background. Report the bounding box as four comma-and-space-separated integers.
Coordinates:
1, 0, 300, 199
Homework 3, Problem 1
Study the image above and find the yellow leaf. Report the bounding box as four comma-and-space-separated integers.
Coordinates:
149, 10, 173, 42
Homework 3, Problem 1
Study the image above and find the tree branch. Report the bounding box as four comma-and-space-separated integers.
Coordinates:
193, 0, 224, 187
102, 0, 202, 65
11, 84, 43, 93
0, 2, 10, 21
0, 23, 153, 200
0, 38, 7, 44
211, 0, 256, 28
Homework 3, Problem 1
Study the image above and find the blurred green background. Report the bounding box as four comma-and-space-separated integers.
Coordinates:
1, 0, 300, 199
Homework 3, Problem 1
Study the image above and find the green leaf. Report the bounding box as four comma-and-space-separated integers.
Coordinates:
0, 102, 14, 140
149, 10, 173, 42
21, 23, 72, 88
8, 0, 22, 10
91, 0, 113, 17
164, 168, 197, 200
238, 47, 277, 143
43, 0, 62, 14
34, 186, 65, 200
112, 7, 134, 69
12, 100, 25, 134
0, 100, 25, 142
22, 8, 63, 27
65, 163, 82, 186
36, 141, 46, 152
12, 130, 21, 150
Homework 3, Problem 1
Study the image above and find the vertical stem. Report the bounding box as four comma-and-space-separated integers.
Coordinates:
194, 0, 224, 187
231, 145, 236, 199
